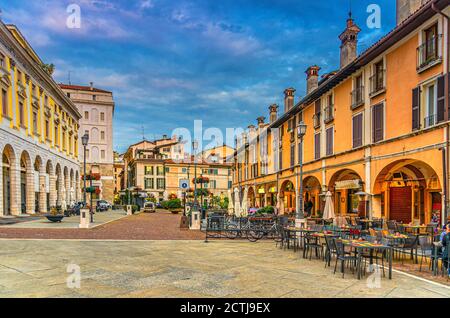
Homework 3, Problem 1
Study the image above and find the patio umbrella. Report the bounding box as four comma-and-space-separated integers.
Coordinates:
241, 188, 248, 217
227, 190, 234, 215
322, 191, 335, 220
234, 188, 241, 217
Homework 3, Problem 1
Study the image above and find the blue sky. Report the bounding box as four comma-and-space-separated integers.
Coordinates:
0, 0, 396, 153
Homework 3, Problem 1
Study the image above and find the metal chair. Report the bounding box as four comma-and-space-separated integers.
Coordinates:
333, 239, 358, 278
418, 236, 434, 272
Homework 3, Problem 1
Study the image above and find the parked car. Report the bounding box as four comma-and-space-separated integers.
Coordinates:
143, 202, 156, 213
96, 200, 111, 212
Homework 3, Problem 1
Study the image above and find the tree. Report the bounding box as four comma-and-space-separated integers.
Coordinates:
41, 63, 55, 76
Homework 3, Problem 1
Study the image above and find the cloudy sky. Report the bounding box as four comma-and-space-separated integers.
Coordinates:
0, 0, 395, 153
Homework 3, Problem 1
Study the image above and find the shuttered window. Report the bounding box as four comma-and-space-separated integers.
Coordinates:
372, 103, 384, 143
314, 133, 321, 160
412, 87, 421, 130
352, 113, 363, 148
290, 143, 295, 167
437, 75, 445, 123
326, 127, 334, 156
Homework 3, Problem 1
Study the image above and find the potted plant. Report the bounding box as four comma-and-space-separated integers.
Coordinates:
46, 206, 65, 223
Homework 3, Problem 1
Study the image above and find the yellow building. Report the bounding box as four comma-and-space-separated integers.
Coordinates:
120, 138, 233, 206
0, 23, 81, 216
233, 0, 450, 225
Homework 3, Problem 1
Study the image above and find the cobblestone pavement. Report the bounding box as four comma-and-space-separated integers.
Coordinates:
0, 211, 203, 240
0, 240, 449, 298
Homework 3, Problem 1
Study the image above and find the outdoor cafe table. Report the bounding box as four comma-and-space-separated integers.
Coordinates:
401, 225, 428, 235
341, 239, 393, 280
284, 227, 318, 249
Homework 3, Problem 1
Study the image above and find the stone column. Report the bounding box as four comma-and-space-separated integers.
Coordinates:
49, 174, 57, 208
9, 165, 21, 216
26, 170, 35, 214
39, 172, 47, 214
64, 174, 70, 209
0, 167, 4, 216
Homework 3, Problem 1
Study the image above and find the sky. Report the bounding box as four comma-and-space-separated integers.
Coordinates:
0, 0, 396, 153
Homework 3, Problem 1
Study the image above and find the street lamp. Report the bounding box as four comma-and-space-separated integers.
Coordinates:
192, 140, 199, 212
81, 133, 89, 208
296, 121, 307, 226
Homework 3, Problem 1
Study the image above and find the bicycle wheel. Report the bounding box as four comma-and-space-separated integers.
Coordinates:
225, 224, 239, 239
247, 227, 264, 242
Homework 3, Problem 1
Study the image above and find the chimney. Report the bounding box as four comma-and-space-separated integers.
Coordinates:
396, 0, 429, 25
284, 88, 296, 112
257, 116, 265, 128
306, 66, 321, 94
269, 104, 279, 124
162, 134, 168, 139
89, 82, 94, 90
339, 13, 361, 69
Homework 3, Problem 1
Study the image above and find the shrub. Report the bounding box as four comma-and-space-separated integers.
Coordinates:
161, 199, 182, 210
257, 206, 275, 215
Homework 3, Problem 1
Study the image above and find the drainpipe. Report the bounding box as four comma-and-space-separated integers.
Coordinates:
433, 0, 450, 225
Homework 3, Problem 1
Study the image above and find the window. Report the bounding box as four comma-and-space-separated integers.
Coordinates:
54, 126, 59, 145
17, 70, 22, 83
352, 113, 363, 148
67, 93, 71, 98
45, 120, 50, 139
145, 178, 154, 189
32, 112, 38, 134
326, 127, 334, 156
157, 178, 165, 189
145, 166, 154, 175
182, 168, 187, 173
18, 102, 24, 126
157, 166, 165, 176
84, 111, 89, 120
370, 61, 385, 95
210, 180, 217, 189
314, 133, 321, 160
93, 95, 97, 101
62, 131, 67, 151
418, 24, 440, 69
313, 100, 321, 129
2, 88, 8, 117
100, 112, 105, 121
0, 54, 4, 69
101, 150, 105, 159
44, 95, 48, 106
352, 74, 364, 109
290, 143, 295, 167
372, 103, 384, 143
86, 149, 90, 159
101, 131, 105, 141
425, 82, 437, 128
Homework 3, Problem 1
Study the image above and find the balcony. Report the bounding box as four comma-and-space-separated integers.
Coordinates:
313, 112, 321, 129
324, 105, 334, 124
424, 114, 437, 129
417, 35, 442, 72
369, 71, 385, 97
351, 86, 365, 110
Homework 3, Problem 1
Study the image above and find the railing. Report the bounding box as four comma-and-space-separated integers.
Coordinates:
351, 86, 365, 109
424, 114, 437, 129
324, 105, 334, 123
313, 112, 321, 129
369, 70, 385, 96
417, 35, 442, 70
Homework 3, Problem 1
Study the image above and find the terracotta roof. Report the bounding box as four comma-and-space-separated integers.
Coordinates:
59, 84, 112, 94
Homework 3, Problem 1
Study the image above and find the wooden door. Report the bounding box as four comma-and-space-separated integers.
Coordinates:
389, 187, 412, 223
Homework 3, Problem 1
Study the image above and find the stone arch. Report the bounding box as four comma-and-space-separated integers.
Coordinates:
20, 150, 34, 214
303, 176, 322, 216
328, 169, 364, 217
279, 179, 295, 215
372, 159, 441, 224
247, 186, 256, 208
2, 144, 17, 216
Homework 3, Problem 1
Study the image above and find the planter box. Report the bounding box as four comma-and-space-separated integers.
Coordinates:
45, 215, 64, 223
170, 209, 183, 214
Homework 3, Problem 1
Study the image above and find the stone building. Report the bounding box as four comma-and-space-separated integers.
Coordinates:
0, 23, 81, 216
59, 83, 115, 204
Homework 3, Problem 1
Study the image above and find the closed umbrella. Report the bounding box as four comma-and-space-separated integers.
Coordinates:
323, 191, 335, 220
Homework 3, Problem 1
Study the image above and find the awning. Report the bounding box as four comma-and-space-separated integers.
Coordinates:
335, 179, 361, 190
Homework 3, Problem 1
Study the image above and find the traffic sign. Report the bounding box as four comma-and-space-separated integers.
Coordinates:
179, 179, 189, 190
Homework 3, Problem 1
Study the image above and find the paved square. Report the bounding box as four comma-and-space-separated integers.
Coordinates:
0, 239, 448, 298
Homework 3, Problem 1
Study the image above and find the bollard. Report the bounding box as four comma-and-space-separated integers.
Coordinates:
190, 211, 201, 230
79, 208, 91, 229
126, 205, 133, 216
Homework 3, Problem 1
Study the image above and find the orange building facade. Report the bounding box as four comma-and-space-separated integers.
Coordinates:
232, 0, 450, 225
